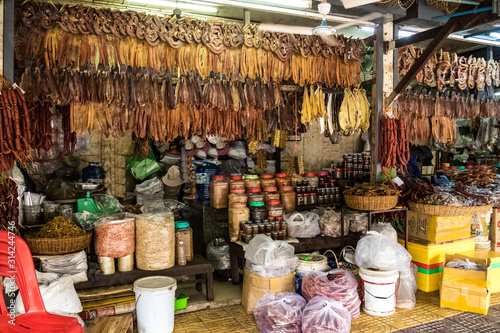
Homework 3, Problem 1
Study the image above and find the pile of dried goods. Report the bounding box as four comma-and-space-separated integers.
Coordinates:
344, 183, 399, 197
94, 218, 135, 258
452, 166, 496, 186
35, 216, 86, 238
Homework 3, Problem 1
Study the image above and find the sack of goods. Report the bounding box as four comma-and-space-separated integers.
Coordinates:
284, 212, 321, 238
254, 291, 306, 333
301, 296, 351, 333
34, 250, 88, 284
301, 269, 361, 319
245, 235, 299, 278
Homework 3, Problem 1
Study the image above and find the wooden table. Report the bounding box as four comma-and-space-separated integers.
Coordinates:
75, 255, 214, 301
229, 233, 362, 284
86, 314, 133, 333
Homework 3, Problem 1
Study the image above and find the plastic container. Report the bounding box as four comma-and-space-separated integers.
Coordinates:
42, 201, 61, 222
210, 175, 229, 209
82, 162, 105, 183
359, 268, 399, 317
291, 174, 305, 186
228, 188, 247, 208
280, 186, 296, 214
175, 221, 193, 262
245, 175, 261, 189
295, 253, 330, 295
263, 187, 280, 202
250, 201, 267, 221
118, 254, 134, 272
275, 173, 291, 189
229, 174, 245, 190
260, 174, 276, 188
247, 187, 264, 204
267, 200, 283, 217
229, 203, 250, 242
98, 256, 115, 275
304, 173, 319, 188
134, 276, 177, 333
24, 205, 42, 226
196, 162, 221, 202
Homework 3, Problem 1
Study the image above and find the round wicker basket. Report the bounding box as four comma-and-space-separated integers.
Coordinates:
344, 195, 398, 211
408, 202, 493, 217
25, 231, 92, 255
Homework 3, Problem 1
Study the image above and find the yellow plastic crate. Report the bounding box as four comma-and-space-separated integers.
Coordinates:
398, 237, 476, 292
458, 250, 500, 293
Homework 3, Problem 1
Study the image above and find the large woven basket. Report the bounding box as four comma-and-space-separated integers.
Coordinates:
344, 195, 398, 211
25, 232, 92, 255
408, 202, 493, 217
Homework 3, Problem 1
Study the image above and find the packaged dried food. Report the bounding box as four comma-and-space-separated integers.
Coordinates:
284, 212, 320, 238
175, 221, 193, 262
254, 291, 306, 333
229, 174, 245, 190
275, 173, 291, 189
280, 186, 296, 214
136, 213, 175, 270
245, 175, 261, 189
228, 188, 247, 207
207, 238, 230, 270
263, 187, 280, 202
210, 175, 229, 209
229, 203, 250, 241
301, 297, 351, 333
267, 200, 283, 217
304, 173, 319, 188
250, 202, 267, 221
247, 187, 265, 204
260, 174, 276, 188
316, 209, 349, 237
94, 217, 135, 258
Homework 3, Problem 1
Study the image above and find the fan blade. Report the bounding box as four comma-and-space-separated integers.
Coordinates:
334, 12, 384, 31
321, 35, 340, 47
340, 0, 380, 9
258, 23, 313, 35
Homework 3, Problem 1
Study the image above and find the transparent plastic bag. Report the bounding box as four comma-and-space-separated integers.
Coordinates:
140, 199, 185, 214
317, 210, 349, 237
301, 270, 361, 319
245, 235, 299, 278
206, 238, 230, 270
396, 264, 417, 309
301, 296, 351, 333
370, 223, 397, 242
254, 291, 306, 333
446, 258, 487, 271
92, 194, 124, 215
284, 212, 321, 238
346, 212, 368, 233
134, 177, 164, 196
74, 211, 105, 231
94, 214, 136, 258
355, 231, 412, 271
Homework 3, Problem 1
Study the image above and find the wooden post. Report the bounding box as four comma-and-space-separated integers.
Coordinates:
2, 0, 12, 80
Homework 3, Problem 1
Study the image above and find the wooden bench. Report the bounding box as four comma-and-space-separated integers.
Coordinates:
86, 314, 133, 333
75, 254, 214, 301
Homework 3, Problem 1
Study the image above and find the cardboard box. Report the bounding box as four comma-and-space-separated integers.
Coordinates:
457, 250, 500, 293
241, 269, 295, 314
407, 210, 472, 244
440, 254, 491, 314
490, 208, 500, 252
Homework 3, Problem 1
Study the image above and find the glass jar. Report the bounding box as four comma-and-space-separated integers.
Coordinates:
271, 231, 279, 240
346, 171, 353, 180
175, 221, 194, 262
252, 224, 259, 235
267, 200, 284, 217
228, 203, 250, 242
291, 174, 305, 186
228, 188, 247, 208
260, 174, 276, 188
334, 193, 340, 204
280, 186, 296, 214
278, 230, 285, 240
296, 194, 304, 206
239, 230, 244, 242
258, 223, 265, 234
243, 223, 252, 235
281, 220, 287, 231
334, 168, 344, 179
317, 171, 329, 188
303, 193, 310, 206
310, 192, 317, 206
304, 173, 319, 188
229, 174, 245, 190
268, 216, 276, 222
275, 216, 283, 230
240, 220, 246, 232
263, 187, 280, 202
210, 175, 229, 209
243, 234, 252, 243
250, 201, 267, 221
275, 173, 291, 189
265, 223, 272, 233
270, 221, 277, 231
247, 187, 264, 204
245, 174, 261, 189
318, 195, 325, 205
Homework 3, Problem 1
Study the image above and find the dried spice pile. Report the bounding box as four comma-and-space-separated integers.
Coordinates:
35, 216, 86, 238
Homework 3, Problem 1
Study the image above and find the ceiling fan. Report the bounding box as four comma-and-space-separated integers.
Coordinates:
258, 1, 382, 46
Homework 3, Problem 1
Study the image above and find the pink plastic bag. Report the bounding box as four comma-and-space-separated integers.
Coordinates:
254, 291, 306, 333
301, 269, 361, 318
301, 296, 351, 333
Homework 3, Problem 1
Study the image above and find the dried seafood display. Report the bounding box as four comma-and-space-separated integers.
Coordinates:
399, 47, 500, 91
344, 183, 399, 196
30, 101, 53, 153
338, 88, 371, 132
0, 177, 19, 228
398, 173, 436, 206
379, 116, 409, 170
452, 166, 496, 186
301, 85, 326, 125
418, 192, 468, 206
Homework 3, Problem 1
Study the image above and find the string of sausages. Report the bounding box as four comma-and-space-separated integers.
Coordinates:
379, 115, 409, 172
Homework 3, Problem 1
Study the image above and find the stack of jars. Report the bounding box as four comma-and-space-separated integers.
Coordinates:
338, 153, 371, 181
239, 216, 288, 243
295, 171, 341, 206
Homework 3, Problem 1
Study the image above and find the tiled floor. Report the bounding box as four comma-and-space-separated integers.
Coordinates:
173, 291, 500, 333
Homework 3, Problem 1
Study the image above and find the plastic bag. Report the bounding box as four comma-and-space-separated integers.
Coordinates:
127, 146, 161, 181
284, 212, 321, 238
135, 177, 164, 196
355, 231, 412, 271
245, 235, 299, 278
370, 223, 397, 241
446, 258, 487, 271
74, 211, 105, 230
301, 270, 361, 319
140, 199, 185, 214
346, 212, 368, 233
254, 291, 306, 333
94, 214, 136, 258
396, 264, 417, 309
317, 210, 349, 237
207, 238, 230, 270
92, 194, 124, 215
301, 297, 351, 333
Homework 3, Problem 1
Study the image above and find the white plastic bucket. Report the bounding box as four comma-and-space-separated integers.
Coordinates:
134, 276, 177, 333
359, 268, 399, 317
295, 253, 330, 295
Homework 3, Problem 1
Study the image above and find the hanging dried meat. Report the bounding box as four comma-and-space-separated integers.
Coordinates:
338, 88, 371, 132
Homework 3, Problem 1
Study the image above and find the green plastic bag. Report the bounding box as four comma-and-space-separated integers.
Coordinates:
127, 145, 161, 181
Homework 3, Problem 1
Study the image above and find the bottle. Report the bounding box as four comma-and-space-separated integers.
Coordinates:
177, 241, 187, 266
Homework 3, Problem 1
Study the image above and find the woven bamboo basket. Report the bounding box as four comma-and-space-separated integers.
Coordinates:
344, 195, 398, 211
408, 202, 493, 217
425, 0, 460, 14
377, 0, 416, 9
25, 231, 92, 255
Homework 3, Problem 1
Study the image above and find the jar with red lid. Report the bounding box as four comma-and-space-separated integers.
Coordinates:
267, 200, 283, 217
263, 187, 280, 202
291, 174, 305, 186
280, 186, 296, 214
228, 188, 247, 208
247, 187, 264, 204
317, 171, 329, 187
275, 173, 291, 189
334, 168, 344, 179
260, 174, 276, 188
296, 194, 304, 206
229, 174, 245, 190
210, 175, 229, 209
304, 173, 319, 188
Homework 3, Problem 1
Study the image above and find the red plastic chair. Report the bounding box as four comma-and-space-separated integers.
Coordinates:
0, 230, 83, 332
